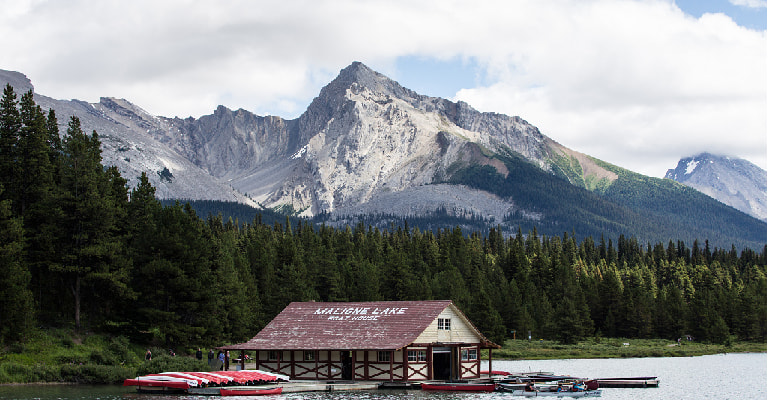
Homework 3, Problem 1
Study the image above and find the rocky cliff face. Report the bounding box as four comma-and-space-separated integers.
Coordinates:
0, 69, 256, 205
665, 153, 767, 221
167, 62, 614, 218
0, 62, 618, 221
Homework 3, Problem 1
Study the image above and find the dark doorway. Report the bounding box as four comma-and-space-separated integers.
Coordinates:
432, 348, 452, 380
341, 351, 353, 380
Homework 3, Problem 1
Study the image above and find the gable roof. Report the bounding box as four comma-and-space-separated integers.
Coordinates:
228, 300, 495, 351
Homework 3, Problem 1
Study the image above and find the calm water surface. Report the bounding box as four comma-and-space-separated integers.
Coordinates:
0, 353, 763, 400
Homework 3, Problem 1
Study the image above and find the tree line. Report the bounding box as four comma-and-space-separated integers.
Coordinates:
0, 85, 765, 349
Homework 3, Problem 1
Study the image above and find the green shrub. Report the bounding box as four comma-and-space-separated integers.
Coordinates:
0, 362, 61, 383
59, 364, 134, 384
9, 342, 26, 354
32, 365, 62, 383
107, 336, 134, 364
55, 353, 89, 365
0, 363, 33, 382
89, 349, 118, 365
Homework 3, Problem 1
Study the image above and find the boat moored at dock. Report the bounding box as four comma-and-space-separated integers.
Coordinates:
421, 381, 497, 392
509, 389, 603, 397
220, 387, 283, 396
593, 377, 659, 388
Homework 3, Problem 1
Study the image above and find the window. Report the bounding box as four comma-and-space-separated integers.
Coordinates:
304, 351, 315, 361
268, 351, 278, 361
461, 349, 478, 361
438, 318, 451, 330
377, 351, 391, 362
408, 350, 427, 362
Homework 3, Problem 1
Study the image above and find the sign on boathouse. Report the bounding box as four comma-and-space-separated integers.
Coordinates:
225, 300, 499, 382
314, 305, 408, 320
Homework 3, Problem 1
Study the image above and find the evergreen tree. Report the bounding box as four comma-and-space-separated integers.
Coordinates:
0, 186, 34, 343
53, 117, 129, 330
18, 96, 62, 325
655, 284, 688, 339
0, 84, 20, 200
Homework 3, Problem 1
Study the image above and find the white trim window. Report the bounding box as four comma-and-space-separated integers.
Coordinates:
438, 318, 451, 330
461, 349, 478, 361
407, 350, 427, 362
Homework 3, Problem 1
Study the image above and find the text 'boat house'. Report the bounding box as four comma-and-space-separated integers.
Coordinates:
225, 300, 499, 381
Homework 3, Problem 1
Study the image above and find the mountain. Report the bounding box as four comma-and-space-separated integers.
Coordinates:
151, 62, 614, 220
0, 70, 255, 206
665, 153, 767, 221
1, 63, 765, 249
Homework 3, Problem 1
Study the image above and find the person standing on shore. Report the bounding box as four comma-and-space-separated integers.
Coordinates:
145, 349, 152, 361
208, 349, 215, 366
196, 348, 203, 361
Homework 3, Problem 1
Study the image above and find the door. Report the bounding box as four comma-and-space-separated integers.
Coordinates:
341, 351, 353, 380
432, 347, 453, 380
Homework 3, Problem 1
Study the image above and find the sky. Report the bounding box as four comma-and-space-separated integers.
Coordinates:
1, 0, 765, 177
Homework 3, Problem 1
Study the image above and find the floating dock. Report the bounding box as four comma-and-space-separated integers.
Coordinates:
594, 378, 659, 388
187, 381, 381, 395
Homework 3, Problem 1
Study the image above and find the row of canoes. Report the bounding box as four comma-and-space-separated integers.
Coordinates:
124, 369, 652, 396
123, 370, 288, 396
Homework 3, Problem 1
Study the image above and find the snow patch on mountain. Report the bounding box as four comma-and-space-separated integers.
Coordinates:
666, 153, 766, 221
685, 160, 699, 175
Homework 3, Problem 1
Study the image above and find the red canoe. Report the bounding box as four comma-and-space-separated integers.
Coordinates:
421, 382, 496, 392
482, 370, 511, 376
122, 379, 190, 389
220, 387, 283, 396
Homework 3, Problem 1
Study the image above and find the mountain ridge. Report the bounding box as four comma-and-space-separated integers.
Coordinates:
1, 63, 764, 249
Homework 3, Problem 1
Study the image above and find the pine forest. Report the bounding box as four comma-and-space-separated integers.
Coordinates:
1, 85, 765, 352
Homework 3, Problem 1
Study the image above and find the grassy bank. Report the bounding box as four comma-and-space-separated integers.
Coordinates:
0, 329, 209, 384
491, 337, 767, 360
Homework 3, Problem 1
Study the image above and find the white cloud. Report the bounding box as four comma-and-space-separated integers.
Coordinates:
0, 0, 764, 177
454, 1, 767, 176
729, 0, 767, 8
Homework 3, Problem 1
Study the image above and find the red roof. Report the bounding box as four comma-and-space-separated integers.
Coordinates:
229, 300, 486, 350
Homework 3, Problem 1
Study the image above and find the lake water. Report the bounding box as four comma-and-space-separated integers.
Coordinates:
0, 353, 764, 400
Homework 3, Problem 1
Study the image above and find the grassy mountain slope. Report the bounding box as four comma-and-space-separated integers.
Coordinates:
597, 159, 766, 250
448, 153, 766, 250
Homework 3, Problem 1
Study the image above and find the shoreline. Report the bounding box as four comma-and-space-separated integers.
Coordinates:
488, 338, 766, 361
3, 350, 766, 386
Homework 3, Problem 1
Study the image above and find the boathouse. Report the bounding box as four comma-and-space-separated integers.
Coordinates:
225, 300, 499, 381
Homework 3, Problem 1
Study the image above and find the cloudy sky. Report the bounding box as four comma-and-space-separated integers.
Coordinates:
2, 0, 765, 177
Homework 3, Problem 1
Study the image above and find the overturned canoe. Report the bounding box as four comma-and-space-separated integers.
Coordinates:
421, 382, 496, 392
220, 387, 283, 396
123, 378, 190, 391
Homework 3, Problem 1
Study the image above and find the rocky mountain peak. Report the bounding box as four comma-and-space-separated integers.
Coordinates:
665, 152, 766, 221
0, 70, 34, 94
316, 61, 420, 105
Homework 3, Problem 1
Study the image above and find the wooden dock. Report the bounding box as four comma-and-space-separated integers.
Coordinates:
187, 381, 380, 395
595, 378, 659, 388
282, 381, 380, 392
